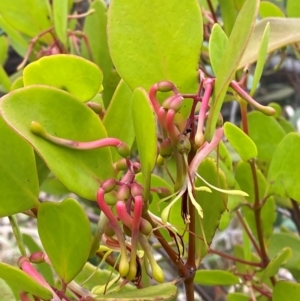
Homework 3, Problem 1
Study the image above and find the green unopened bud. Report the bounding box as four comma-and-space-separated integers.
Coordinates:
162, 95, 183, 112
139, 218, 153, 236
87, 102, 103, 114
157, 81, 174, 92
268, 102, 281, 118
30, 121, 46, 137
159, 137, 173, 158
123, 224, 132, 237
176, 134, 191, 155
119, 257, 129, 277
104, 224, 115, 237
101, 179, 116, 193
156, 155, 165, 167
116, 143, 130, 158
117, 185, 130, 200
114, 158, 128, 171
151, 261, 165, 283
126, 260, 137, 281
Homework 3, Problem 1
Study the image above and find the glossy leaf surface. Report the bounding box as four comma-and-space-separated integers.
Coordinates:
23, 55, 103, 102
224, 122, 257, 161
205, 0, 259, 141
38, 198, 92, 283
239, 18, 300, 68
0, 0, 52, 43
273, 281, 300, 301
0, 263, 52, 300
108, 0, 203, 93
103, 80, 134, 161
1, 86, 114, 201
132, 88, 157, 201
82, 0, 113, 84
259, 1, 285, 18
194, 270, 239, 286
267, 133, 300, 201
235, 161, 275, 239
0, 116, 39, 217
94, 282, 177, 300
53, 0, 68, 46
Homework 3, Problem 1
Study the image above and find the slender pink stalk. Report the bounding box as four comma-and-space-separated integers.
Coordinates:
19, 292, 32, 301
195, 79, 214, 147
230, 81, 276, 116
166, 110, 180, 144
97, 188, 129, 277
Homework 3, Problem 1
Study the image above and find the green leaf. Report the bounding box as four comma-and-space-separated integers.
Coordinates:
0, 15, 29, 57
0, 36, 8, 65
268, 133, 300, 200
132, 88, 157, 201
0, 65, 11, 92
287, 0, 300, 17
94, 282, 177, 301
249, 22, 270, 96
0, 279, 16, 301
53, 0, 68, 46
273, 281, 300, 301
235, 161, 276, 239
0, 116, 39, 217
224, 122, 257, 161
259, 1, 285, 18
1, 86, 114, 201
0, 263, 52, 300
260, 247, 292, 281
0, 0, 52, 43
23, 55, 103, 102
218, 0, 236, 35
248, 111, 286, 175
107, 0, 203, 93
82, 0, 113, 85
38, 198, 92, 283
239, 18, 300, 69
102, 69, 121, 108
269, 233, 300, 280
209, 24, 228, 75
205, 0, 259, 141
103, 80, 134, 161
194, 270, 239, 286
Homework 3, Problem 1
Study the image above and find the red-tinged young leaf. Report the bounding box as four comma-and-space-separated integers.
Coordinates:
23, 55, 103, 102
0, 86, 114, 201
38, 198, 92, 283
205, 0, 259, 141
132, 88, 157, 201
0, 263, 53, 300
0, 116, 39, 217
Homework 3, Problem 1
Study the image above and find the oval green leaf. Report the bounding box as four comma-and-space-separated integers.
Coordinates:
0, 0, 52, 43
23, 55, 103, 102
132, 87, 157, 201
259, 1, 285, 18
224, 122, 257, 161
260, 247, 292, 281
273, 281, 300, 301
1, 86, 114, 201
107, 0, 203, 93
0, 263, 52, 300
267, 132, 300, 201
37, 198, 92, 283
287, 0, 300, 17
103, 80, 134, 161
209, 24, 228, 75
205, 0, 259, 141
53, 0, 68, 46
0, 116, 39, 217
194, 270, 240, 286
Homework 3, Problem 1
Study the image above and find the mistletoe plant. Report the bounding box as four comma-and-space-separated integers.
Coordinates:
1, 0, 300, 301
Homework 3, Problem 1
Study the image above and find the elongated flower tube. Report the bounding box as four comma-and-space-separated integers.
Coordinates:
97, 188, 129, 277
18, 256, 60, 301
30, 121, 130, 158
230, 81, 276, 116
